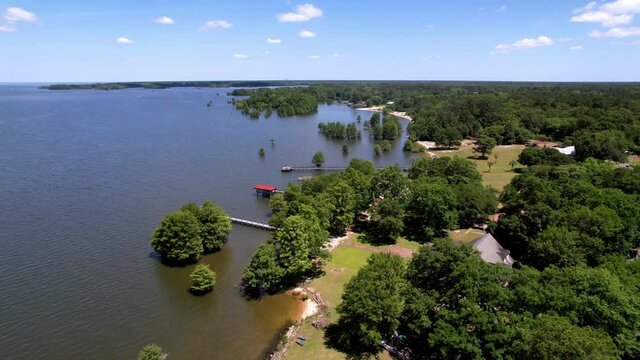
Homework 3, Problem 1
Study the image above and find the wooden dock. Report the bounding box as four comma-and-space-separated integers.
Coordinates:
230, 217, 275, 231
283, 166, 408, 172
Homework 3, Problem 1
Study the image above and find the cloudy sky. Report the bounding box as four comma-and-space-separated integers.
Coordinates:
1, 0, 639, 82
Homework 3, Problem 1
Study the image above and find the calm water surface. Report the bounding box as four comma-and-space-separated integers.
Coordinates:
0, 85, 417, 359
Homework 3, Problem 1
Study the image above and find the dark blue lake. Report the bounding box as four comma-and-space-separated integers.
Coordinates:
0, 85, 416, 359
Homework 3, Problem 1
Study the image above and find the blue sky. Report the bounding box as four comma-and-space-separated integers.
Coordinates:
1, 0, 639, 82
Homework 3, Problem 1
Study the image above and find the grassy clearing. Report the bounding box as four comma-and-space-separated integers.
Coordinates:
285, 245, 375, 360
395, 237, 423, 251
427, 144, 525, 190
449, 228, 486, 243
285, 233, 419, 360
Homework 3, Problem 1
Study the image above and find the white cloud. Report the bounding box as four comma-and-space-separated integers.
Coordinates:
154, 16, 175, 25
1, 7, 39, 32
425, 23, 435, 29
589, 26, 640, 37
277, 3, 323, 22
601, 0, 640, 14
571, 0, 640, 27
570, 45, 584, 50
200, 20, 233, 30
495, 35, 554, 52
309, 55, 320, 59
574, 1, 597, 14
0, 23, 16, 32
333, 53, 346, 58
116, 37, 134, 45
233, 53, 249, 59
4, 7, 39, 23
299, 29, 316, 38
571, 11, 633, 27
496, 5, 507, 13
267, 37, 282, 44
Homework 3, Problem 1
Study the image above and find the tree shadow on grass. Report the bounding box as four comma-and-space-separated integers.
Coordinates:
323, 322, 377, 360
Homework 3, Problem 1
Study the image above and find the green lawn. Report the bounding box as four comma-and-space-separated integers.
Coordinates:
285, 245, 376, 360
428, 144, 524, 190
449, 228, 486, 243
285, 234, 420, 360
395, 237, 423, 251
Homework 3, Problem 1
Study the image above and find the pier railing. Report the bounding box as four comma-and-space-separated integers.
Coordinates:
230, 217, 275, 231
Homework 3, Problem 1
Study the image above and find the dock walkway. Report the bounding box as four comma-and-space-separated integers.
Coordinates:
283, 166, 408, 172
230, 217, 275, 231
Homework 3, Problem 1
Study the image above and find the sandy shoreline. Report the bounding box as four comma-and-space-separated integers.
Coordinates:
357, 106, 413, 121
291, 232, 352, 320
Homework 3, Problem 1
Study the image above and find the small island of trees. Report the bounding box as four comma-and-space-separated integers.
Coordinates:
151, 200, 231, 265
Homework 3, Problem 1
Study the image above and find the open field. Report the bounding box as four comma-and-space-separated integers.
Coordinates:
424, 143, 525, 190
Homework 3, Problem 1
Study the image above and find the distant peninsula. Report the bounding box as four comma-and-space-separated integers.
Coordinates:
41, 80, 307, 91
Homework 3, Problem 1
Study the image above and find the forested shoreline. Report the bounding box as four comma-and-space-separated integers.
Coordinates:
244, 155, 640, 359
230, 82, 640, 163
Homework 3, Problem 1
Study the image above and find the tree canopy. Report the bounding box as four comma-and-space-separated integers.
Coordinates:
151, 201, 231, 265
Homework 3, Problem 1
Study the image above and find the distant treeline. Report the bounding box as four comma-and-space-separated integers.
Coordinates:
231, 87, 317, 117
231, 82, 640, 162
42, 80, 306, 91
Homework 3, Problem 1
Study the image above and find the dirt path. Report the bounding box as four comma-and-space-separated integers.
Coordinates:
341, 241, 415, 259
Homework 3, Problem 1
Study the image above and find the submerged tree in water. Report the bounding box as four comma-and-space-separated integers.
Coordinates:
137, 344, 167, 360
189, 264, 217, 295
312, 151, 326, 167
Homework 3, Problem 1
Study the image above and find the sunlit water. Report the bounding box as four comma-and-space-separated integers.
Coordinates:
0, 85, 417, 359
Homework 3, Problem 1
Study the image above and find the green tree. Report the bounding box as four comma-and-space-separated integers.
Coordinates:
332, 253, 406, 355
528, 226, 592, 269
371, 165, 409, 201
312, 151, 325, 167
367, 197, 405, 244
189, 264, 217, 294
342, 166, 373, 212
408, 157, 482, 185
473, 135, 497, 159
405, 178, 458, 241
342, 144, 349, 155
487, 160, 495, 172
182, 201, 232, 253
137, 344, 166, 360
374, 144, 382, 156
269, 193, 287, 215
324, 180, 356, 235
272, 215, 313, 279
241, 243, 284, 294
513, 315, 619, 360
453, 183, 498, 228
151, 210, 203, 264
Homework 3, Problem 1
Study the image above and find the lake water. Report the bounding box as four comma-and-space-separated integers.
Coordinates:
0, 85, 417, 359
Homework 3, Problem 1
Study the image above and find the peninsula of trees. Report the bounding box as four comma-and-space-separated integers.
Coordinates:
242, 151, 640, 358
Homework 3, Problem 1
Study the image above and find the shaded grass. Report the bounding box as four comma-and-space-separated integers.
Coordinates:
428, 144, 525, 190
449, 228, 486, 244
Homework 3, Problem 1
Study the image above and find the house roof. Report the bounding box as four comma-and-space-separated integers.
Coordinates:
471, 233, 515, 267
556, 146, 575, 156
254, 184, 277, 192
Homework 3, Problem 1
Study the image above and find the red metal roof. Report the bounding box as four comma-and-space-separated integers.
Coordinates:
254, 184, 277, 192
